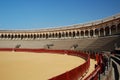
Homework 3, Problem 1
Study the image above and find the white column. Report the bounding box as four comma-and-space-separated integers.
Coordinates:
98, 29, 100, 37
109, 27, 111, 35
79, 31, 81, 38
63, 32, 65, 38
88, 30, 90, 37
83, 30, 85, 38
103, 28, 106, 36
116, 24, 118, 33
93, 29, 96, 37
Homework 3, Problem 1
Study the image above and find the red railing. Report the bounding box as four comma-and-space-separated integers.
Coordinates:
84, 66, 100, 80
0, 48, 90, 80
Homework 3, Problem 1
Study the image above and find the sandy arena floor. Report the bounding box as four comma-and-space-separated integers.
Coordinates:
0, 51, 85, 80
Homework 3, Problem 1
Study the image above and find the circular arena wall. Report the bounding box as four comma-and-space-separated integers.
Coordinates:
0, 48, 90, 80
0, 14, 120, 40
0, 52, 85, 80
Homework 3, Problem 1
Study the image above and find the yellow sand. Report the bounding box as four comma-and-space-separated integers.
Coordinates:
0, 51, 85, 80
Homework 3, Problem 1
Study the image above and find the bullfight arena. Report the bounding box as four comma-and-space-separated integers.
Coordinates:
0, 51, 96, 80
0, 14, 120, 80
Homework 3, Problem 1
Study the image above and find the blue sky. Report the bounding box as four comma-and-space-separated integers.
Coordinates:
0, 0, 120, 30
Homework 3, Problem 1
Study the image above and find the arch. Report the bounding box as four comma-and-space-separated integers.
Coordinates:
85, 30, 88, 36
1, 34, 4, 38
23, 34, 26, 39
46, 33, 48, 39
65, 32, 68, 37
52, 33, 55, 38
81, 31, 84, 37
33, 34, 36, 39
69, 32, 72, 37
55, 33, 58, 38
90, 30, 93, 37
111, 25, 116, 35
22, 34, 25, 39
73, 31, 75, 37
31, 34, 33, 38
39, 34, 42, 38
27, 34, 29, 38
4, 34, 7, 38
105, 26, 109, 36
61, 32, 65, 37
43, 34, 45, 38
27, 34, 30, 38
117, 23, 120, 33
8, 34, 11, 38
95, 29, 99, 36
21, 34, 24, 39
100, 28, 104, 37
24, 34, 27, 38
59, 32, 61, 38
10, 34, 13, 39
17, 34, 20, 38
1, 34, 5, 38
15, 34, 18, 38
36, 34, 39, 38
76, 31, 80, 36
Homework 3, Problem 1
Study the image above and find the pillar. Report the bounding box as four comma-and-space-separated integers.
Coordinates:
98, 29, 100, 37
88, 30, 90, 37
116, 24, 118, 33
83, 30, 85, 38
79, 31, 81, 38
74, 31, 76, 38
103, 28, 106, 36
109, 27, 111, 35
93, 29, 96, 37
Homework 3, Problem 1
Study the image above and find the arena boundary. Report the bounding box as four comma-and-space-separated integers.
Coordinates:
0, 48, 101, 80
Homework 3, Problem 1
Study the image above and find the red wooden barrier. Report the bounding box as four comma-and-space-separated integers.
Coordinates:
0, 48, 90, 80
84, 66, 100, 80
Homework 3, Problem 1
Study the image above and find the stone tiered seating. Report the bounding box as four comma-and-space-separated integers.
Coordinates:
76, 38, 97, 50
0, 36, 120, 51
0, 40, 52, 49
50, 39, 78, 50
77, 36, 120, 51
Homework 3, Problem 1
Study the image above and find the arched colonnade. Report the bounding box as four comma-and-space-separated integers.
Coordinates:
0, 17, 120, 40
